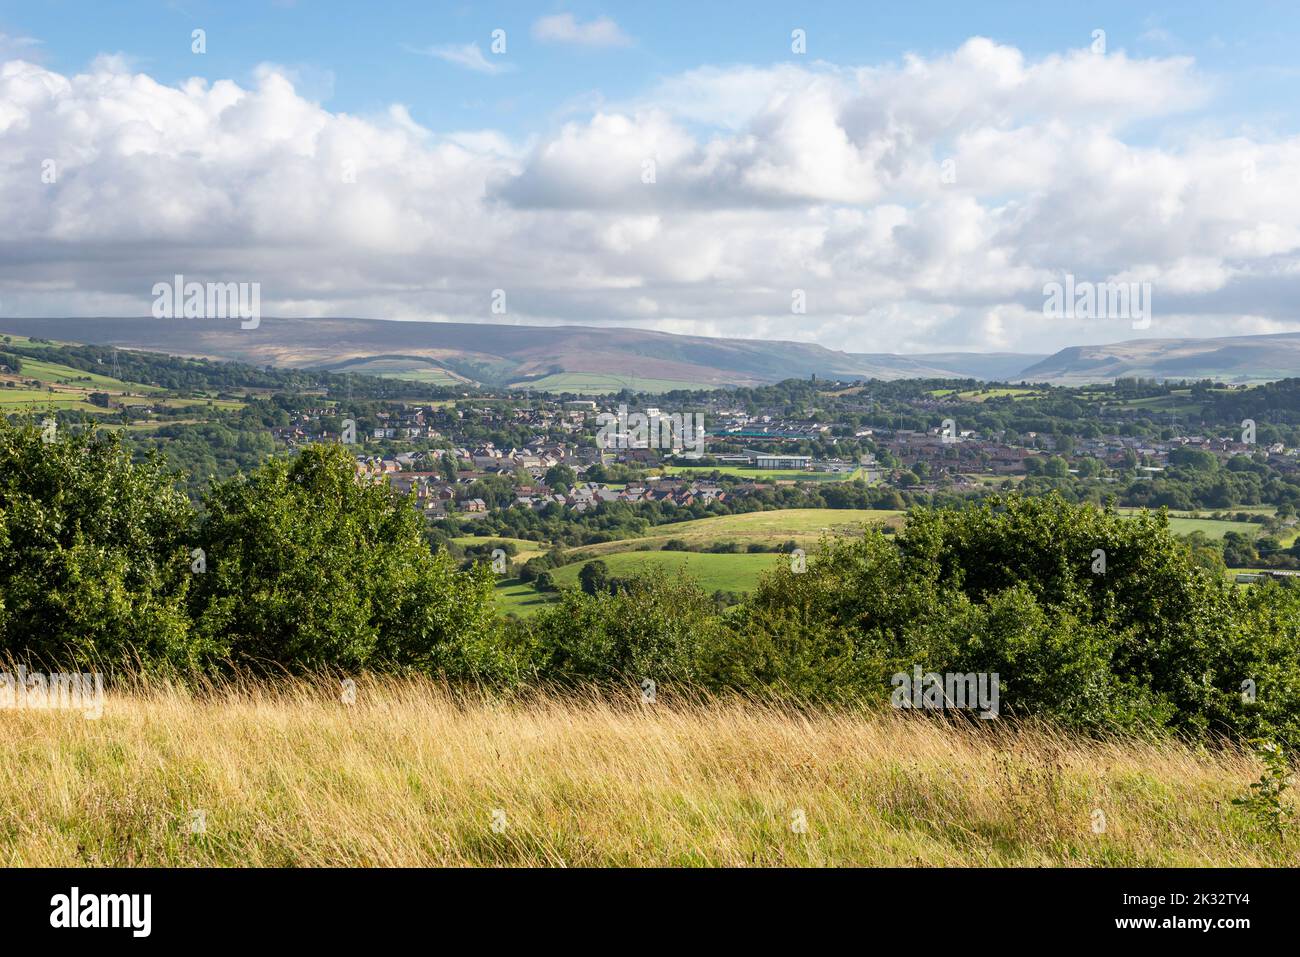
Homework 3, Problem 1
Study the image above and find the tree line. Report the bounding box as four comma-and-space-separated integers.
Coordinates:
2, 418, 1297, 749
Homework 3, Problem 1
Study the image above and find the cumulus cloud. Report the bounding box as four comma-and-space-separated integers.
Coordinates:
0, 38, 1298, 357
532, 14, 632, 48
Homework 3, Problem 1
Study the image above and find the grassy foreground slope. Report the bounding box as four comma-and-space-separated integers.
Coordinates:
1, 678, 1290, 867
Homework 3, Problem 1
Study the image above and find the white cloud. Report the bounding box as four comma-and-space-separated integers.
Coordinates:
409, 42, 513, 75
0, 33, 40, 59
532, 14, 632, 48
0, 39, 1298, 358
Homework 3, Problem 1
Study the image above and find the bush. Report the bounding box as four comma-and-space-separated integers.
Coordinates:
577, 560, 609, 596
525, 571, 726, 684
0, 420, 514, 680
722, 494, 1300, 744
188, 443, 501, 678
0, 418, 202, 670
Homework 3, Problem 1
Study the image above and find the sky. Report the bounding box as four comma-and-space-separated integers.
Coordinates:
1, 0, 1299, 356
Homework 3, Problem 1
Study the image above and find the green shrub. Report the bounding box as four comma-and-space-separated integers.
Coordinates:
724, 494, 1300, 743
188, 443, 500, 677
0, 418, 202, 670
526, 571, 726, 685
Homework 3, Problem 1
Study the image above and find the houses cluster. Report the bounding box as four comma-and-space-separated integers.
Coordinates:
512, 479, 731, 513
265, 392, 1300, 523
871, 425, 1299, 479
271, 405, 444, 446
366, 467, 737, 520
1078, 434, 1296, 473
462, 441, 571, 476
369, 408, 442, 440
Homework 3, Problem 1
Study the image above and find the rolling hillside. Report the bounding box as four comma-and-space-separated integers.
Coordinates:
4, 318, 1299, 389
1021, 332, 1300, 384
0, 317, 1044, 390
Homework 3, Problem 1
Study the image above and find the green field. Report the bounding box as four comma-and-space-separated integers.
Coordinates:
495, 550, 786, 616
565, 508, 902, 561
511, 372, 716, 393
0, 351, 250, 417
0, 389, 104, 412
1162, 517, 1257, 539
552, 550, 781, 592
493, 577, 557, 614
1107, 393, 1204, 414
3, 355, 163, 394
1116, 509, 1264, 540
327, 358, 464, 386
382, 369, 463, 385
0, 388, 244, 413
929, 387, 1044, 402
491, 508, 902, 614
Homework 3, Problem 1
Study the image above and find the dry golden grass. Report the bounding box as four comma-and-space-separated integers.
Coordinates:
0, 676, 1293, 866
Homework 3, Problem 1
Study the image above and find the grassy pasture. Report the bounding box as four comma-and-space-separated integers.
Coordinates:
493, 578, 557, 614
549, 550, 781, 594
329, 358, 464, 386
2, 355, 163, 394
563, 508, 902, 561
1, 677, 1286, 866
491, 508, 902, 614
0, 389, 104, 412
1116, 509, 1264, 540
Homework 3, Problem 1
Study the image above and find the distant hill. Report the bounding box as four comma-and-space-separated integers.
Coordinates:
1020, 333, 1300, 384
0, 317, 1043, 390
1, 317, 1297, 389
845, 351, 1039, 382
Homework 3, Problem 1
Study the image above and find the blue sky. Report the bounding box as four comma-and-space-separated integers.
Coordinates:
1, 2, 1299, 354
6, 1, 1298, 138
